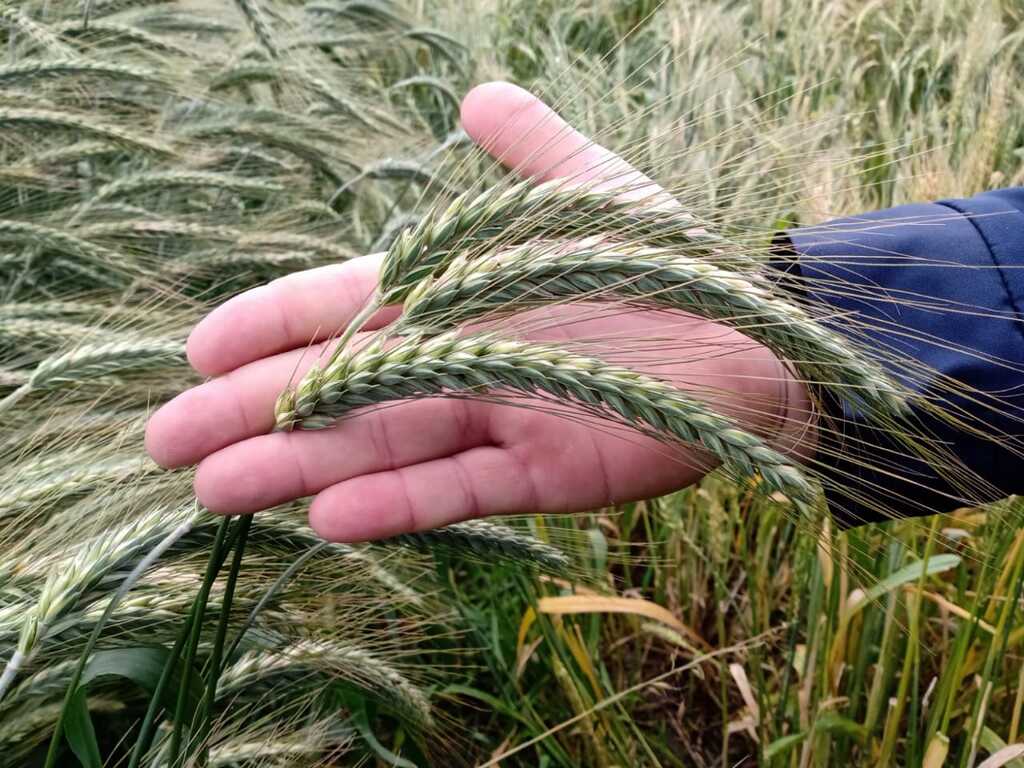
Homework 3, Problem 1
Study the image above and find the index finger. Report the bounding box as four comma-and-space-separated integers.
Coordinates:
186, 253, 398, 377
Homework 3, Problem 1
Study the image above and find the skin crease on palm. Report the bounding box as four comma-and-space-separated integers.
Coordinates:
144, 81, 817, 543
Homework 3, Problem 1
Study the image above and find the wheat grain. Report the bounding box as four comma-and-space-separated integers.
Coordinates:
277, 332, 812, 503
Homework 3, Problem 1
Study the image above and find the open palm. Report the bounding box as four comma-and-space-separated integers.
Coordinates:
145, 82, 811, 542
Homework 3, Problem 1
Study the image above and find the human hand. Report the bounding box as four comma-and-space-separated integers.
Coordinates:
145, 82, 814, 542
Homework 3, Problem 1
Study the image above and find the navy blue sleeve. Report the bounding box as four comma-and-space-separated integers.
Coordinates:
777, 187, 1024, 526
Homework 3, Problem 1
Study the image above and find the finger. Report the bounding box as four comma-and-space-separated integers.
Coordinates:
460, 81, 675, 206
307, 446, 540, 542
146, 340, 335, 468
192, 397, 490, 514
186, 253, 399, 376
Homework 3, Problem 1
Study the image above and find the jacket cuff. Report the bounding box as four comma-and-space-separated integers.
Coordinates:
777, 191, 1024, 526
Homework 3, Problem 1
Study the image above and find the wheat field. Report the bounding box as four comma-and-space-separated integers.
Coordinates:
0, 0, 1023, 766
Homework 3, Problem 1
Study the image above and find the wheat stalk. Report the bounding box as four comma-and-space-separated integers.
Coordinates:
277, 332, 812, 503
400, 243, 908, 416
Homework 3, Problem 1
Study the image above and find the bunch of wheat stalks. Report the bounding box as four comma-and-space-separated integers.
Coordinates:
0, 0, 1020, 766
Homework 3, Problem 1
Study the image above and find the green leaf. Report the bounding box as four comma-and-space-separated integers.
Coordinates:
763, 732, 807, 760
353, 705, 418, 768
59, 647, 206, 767
64, 686, 102, 768
814, 711, 867, 740
83, 646, 204, 716
862, 554, 961, 604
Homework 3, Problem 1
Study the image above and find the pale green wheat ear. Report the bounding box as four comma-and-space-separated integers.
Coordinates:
0, 337, 186, 415
275, 332, 813, 505
399, 243, 909, 418
391, 519, 571, 572
376, 177, 735, 305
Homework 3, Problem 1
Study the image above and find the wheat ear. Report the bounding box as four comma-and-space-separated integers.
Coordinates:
391, 519, 570, 571
232, 0, 281, 59
0, 338, 185, 415
0, 60, 161, 87
400, 244, 908, 416
219, 639, 433, 726
0, 108, 175, 156
91, 170, 284, 203
276, 333, 812, 503
56, 20, 193, 57
0, 503, 199, 701
0, 7, 76, 57
0, 219, 131, 276
378, 178, 730, 303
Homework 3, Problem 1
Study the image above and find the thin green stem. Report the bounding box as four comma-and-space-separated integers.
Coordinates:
197, 514, 253, 765
127, 519, 239, 768
167, 516, 231, 767
324, 293, 381, 370
223, 540, 327, 664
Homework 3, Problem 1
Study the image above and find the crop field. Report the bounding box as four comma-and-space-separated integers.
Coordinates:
1, 0, 1023, 766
